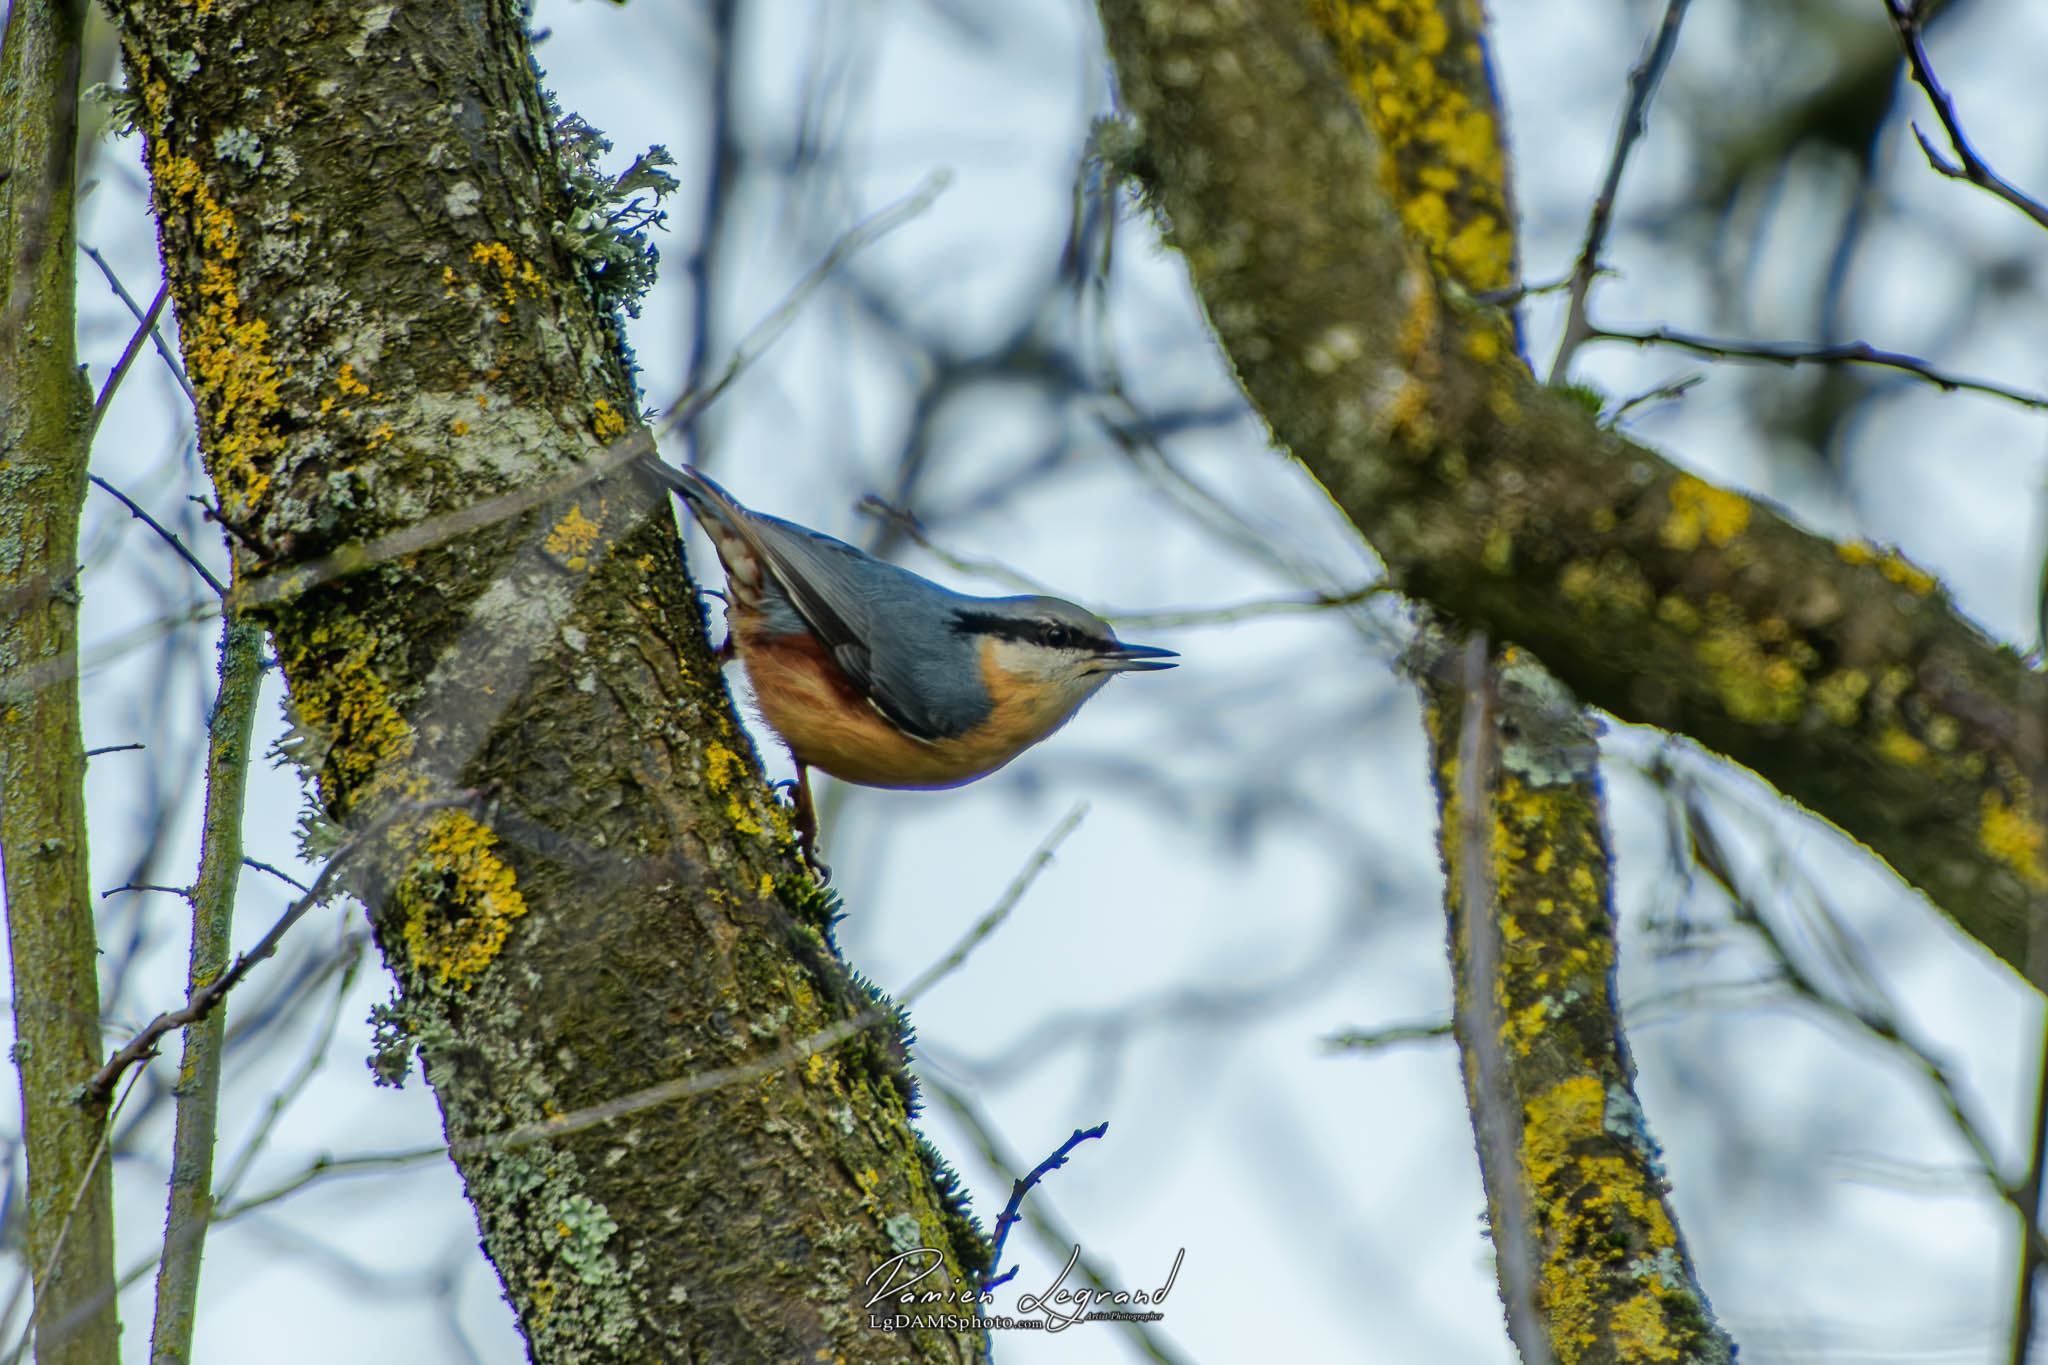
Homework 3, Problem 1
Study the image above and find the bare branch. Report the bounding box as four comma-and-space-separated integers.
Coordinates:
1588, 324, 2048, 410
82, 742, 144, 758
80, 244, 194, 402
1550, 0, 1694, 383
981, 1123, 1109, 1293
86, 475, 228, 599
85, 794, 466, 1102
1884, 1, 2048, 230
150, 617, 265, 1365
85, 281, 167, 441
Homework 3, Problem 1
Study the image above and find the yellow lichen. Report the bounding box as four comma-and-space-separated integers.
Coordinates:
1309, 0, 1515, 292
1812, 669, 1870, 726
1521, 1076, 1692, 1364
1558, 555, 1653, 616
703, 742, 762, 835
398, 809, 532, 988
1877, 728, 1928, 768
591, 398, 628, 440
544, 503, 604, 571
1609, 1293, 1681, 1362
282, 616, 414, 795
470, 241, 544, 308
1981, 790, 2048, 890
1659, 475, 1749, 552
1836, 540, 1937, 595
1523, 1075, 1604, 1186
152, 154, 282, 518
1878, 549, 1938, 596
1693, 599, 1810, 726
1482, 525, 1513, 573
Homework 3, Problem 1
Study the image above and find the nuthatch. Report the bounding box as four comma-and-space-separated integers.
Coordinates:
648, 462, 1177, 851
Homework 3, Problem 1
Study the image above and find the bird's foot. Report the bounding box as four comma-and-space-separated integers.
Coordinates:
777, 770, 831, 882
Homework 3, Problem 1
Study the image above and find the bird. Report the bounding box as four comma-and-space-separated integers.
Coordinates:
646, 460, 1177, 858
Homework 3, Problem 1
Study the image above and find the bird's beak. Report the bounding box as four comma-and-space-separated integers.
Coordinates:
1103, 642, 1178, 673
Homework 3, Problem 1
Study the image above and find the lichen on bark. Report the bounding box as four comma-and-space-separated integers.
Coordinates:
109, 1, 982, 1358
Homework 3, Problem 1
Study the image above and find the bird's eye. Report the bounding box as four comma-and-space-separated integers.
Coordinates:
1039, 622, 1073, 650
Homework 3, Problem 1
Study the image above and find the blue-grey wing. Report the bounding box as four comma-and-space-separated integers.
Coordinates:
649, 459, 987, 742
739, 514, 973, 743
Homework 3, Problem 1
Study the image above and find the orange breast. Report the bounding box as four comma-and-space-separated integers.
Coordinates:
736, 632, 1079, 790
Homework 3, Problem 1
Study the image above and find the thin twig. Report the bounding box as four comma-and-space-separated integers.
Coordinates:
87, 475, 229, 599
1549, 0, 1694, 383
216, 1144, 447, 1223
2008, 979, 2048, 1365
1883, 1, 2048, 230
82, 742, 144, 758
1589, 325, 2048, 410
1323, 1019, 1453, 1052
240, 857, 311, 894
1678, 785, 2048, 1266
86, 282, 168, 442
982, 1124, 1109, 1293
857, 494, 1383, 627
896, 804, 1087, 1002
215, 927, 367, 1204
921, 1077, 1195, 1365
1473, 271, 1574, 308
1607, 373, 1704, 423
2008, 791, 2048, 1365
1109, 587, 1386, 630
99, 883, 188, 901
84, 795, 457, 1102
80, 245, 195, 402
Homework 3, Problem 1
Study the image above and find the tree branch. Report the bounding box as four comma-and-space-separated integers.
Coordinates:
0, 2, 120, 1359
148, 616, 264, 1365
1883, 0, 2048, 231
1096, 0, 2048, 978
1549, 0, 1693, 383
1421, 636, 1734, 1363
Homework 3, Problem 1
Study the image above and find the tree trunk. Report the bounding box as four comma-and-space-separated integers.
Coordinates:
110, 3, 981, 1359
0, 2, 121, 1361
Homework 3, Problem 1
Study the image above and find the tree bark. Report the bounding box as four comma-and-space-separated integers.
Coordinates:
0, 2, 121, 1361
1096, 0, 2048, 978
110, 3, 980, 1360
1421, 636, 1732, 1365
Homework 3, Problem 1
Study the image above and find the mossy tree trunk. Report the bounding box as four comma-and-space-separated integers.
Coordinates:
0, 2, 121, 1362
108, 3, 980, 1360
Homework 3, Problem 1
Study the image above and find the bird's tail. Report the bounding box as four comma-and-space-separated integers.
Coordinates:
644, 458, 773, 604
643, 459, 747, 532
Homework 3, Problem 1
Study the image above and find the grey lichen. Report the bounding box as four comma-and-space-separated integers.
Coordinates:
883, 1212, 925, 1253
547, 110, 675, 323
213, 126, 263, 169
555, 1193, 621, 1284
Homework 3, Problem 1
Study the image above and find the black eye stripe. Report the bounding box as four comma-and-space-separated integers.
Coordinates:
952, 611, 1110, 653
